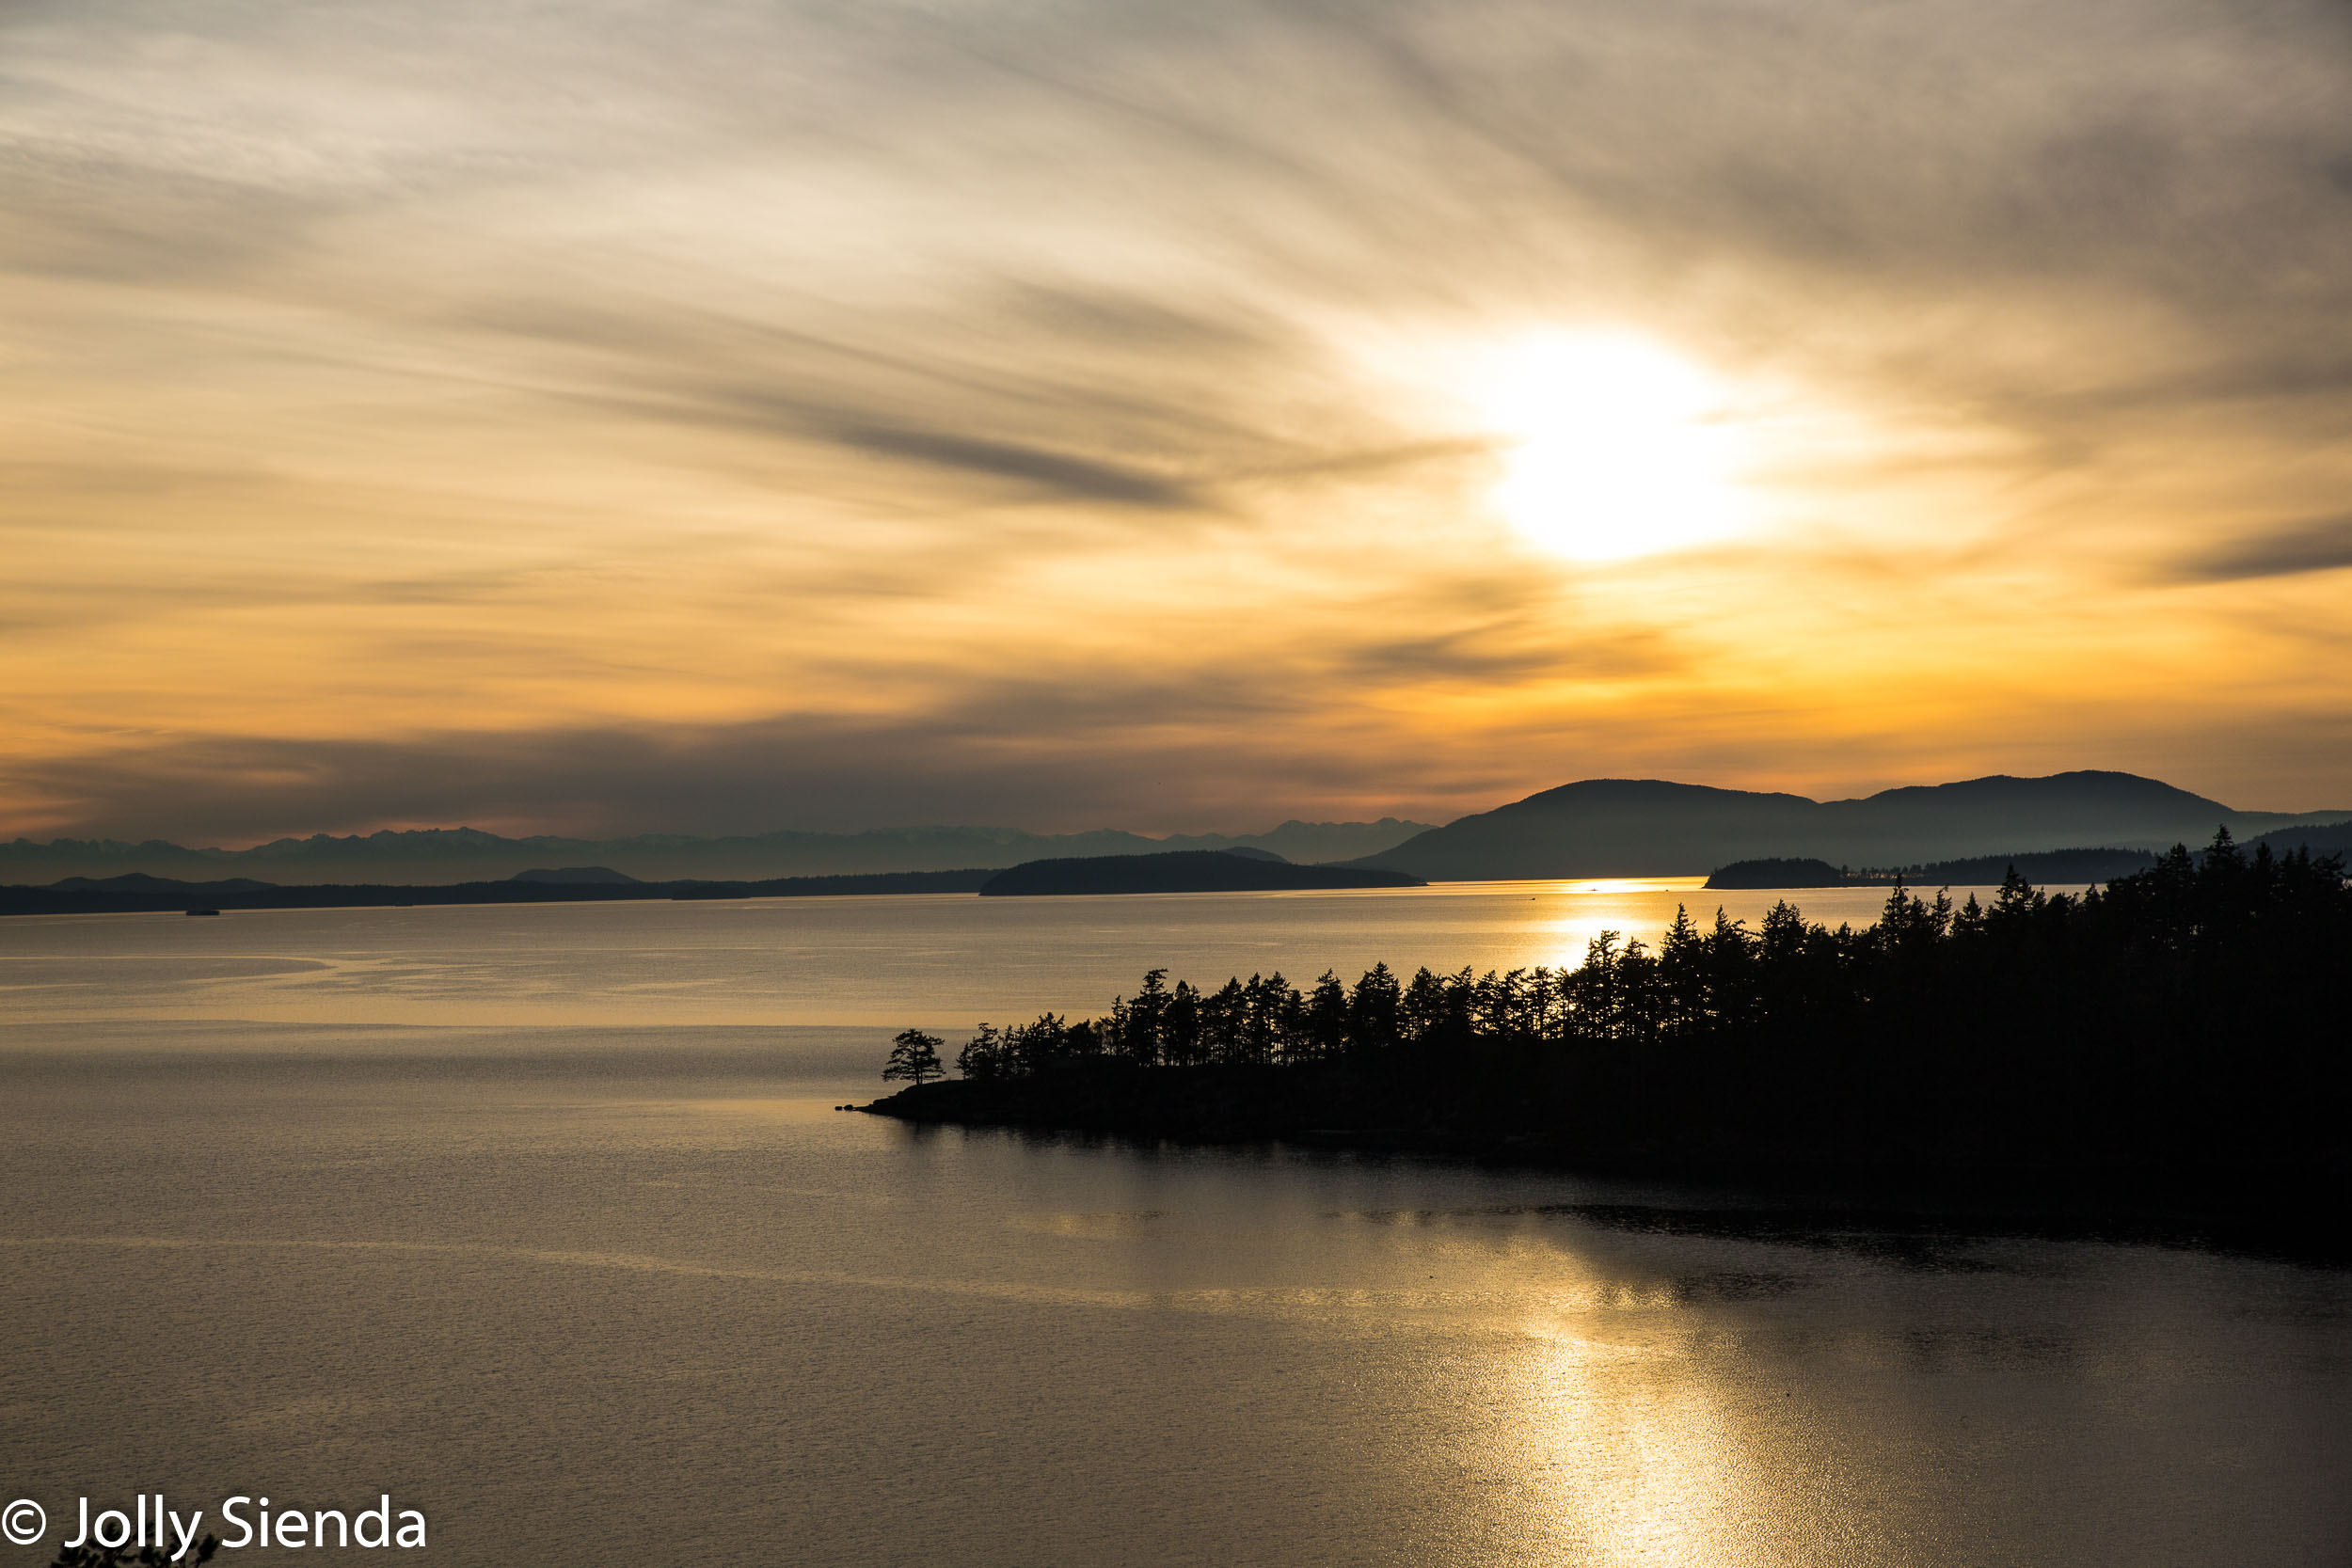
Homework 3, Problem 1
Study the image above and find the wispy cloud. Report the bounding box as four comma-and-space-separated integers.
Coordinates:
3, 0, 2350, 838
2172, 514, 2352, 583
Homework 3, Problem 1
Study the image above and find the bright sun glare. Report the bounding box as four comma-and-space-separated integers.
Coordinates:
1478, 333, 1755, 561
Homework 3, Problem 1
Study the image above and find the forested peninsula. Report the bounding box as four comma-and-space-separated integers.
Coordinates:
870, 833, 2351, 1225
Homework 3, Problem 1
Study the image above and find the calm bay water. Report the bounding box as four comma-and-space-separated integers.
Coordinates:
3, 887, 2348, 1565
1, 878, 1908, 1032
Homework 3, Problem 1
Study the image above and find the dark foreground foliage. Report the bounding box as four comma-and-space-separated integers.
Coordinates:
881, 832, 2350, 1192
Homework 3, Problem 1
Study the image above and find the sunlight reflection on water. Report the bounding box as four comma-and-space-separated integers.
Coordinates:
0, 879, 1929, 1032
2, 896, 2346, 1565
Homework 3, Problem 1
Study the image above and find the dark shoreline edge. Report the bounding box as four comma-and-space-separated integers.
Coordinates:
860, 1072, 2352, 1264
0, 867, 998, 917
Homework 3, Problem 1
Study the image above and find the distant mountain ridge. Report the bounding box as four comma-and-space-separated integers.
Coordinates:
1352, 772, 2352, 881
0, 818, 1435, 888
9, 775, 2345, 889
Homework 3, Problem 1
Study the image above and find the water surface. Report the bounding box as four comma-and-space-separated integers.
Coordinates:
2, 892, 2345, 1566
3, 879, 1932, 1031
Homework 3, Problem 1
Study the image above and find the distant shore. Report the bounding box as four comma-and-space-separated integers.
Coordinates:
0, 851, 1427, 917
0, 867, 997, 918
977, 851, 1421, 895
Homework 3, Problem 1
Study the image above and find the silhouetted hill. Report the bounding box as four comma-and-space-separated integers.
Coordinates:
0, 817, 1432, 886
1355, 772, 2352, 881
977, 851, 1422, 896
51, 872, 278, 894
2249, 821, 2352, 860
508, 865, 639, 884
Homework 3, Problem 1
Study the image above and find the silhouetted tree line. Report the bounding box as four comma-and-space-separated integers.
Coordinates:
914, 832, 2350, 1176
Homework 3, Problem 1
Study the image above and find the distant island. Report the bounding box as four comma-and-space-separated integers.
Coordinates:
1704, 857, 1851, 888
0, 849, 1423, 917
0, 817, 1437, 887
506, 865, 641, 884
869, 833, 2352, 1224
977, 850, 1422, 896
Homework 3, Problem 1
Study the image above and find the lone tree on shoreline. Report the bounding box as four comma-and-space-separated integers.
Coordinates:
883, 1028, 946, 1086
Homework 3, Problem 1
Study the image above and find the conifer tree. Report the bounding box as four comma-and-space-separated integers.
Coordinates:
883, 1028, 946, 1086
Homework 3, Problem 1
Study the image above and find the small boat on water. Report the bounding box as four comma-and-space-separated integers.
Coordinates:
184, 908, 221, 917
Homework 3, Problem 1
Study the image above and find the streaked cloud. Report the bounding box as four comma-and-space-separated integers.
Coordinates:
3, 0, 2349, 840
2172, 514, 2352, 583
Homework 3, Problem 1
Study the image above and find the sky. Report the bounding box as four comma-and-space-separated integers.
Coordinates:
5, 0, 2350, 844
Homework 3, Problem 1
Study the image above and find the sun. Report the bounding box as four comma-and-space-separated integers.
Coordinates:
1477, 333, 1755, 561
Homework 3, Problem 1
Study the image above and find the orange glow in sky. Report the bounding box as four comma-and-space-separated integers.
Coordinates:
3, 0, 2348, 842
